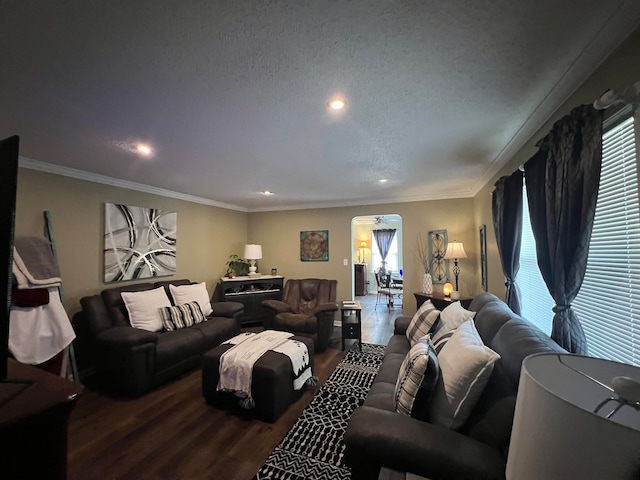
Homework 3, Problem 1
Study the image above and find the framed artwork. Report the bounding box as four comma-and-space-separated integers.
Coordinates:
300, 230, 329, 262
480, 224, 488, 291
104, 203, 177, 282
428, 229, 449, 284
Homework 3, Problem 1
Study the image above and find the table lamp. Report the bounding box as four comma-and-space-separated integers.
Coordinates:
244, 244, 262, 276
506, 353, 640, 479
359, 241, 367, 263
443, 241, 467, 293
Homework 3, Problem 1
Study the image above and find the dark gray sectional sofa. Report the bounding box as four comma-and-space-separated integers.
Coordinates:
344, 292, 566, 480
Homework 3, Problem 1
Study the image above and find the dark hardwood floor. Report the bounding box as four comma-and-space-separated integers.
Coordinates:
66, 294, 401, 480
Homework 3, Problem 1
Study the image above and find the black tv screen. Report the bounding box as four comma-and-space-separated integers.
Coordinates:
0, 135, 19, 380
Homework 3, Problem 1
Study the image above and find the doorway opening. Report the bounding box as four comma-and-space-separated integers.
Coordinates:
351, 214, 403, 298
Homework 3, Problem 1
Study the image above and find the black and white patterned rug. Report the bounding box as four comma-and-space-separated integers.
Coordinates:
254, 343, 385, 480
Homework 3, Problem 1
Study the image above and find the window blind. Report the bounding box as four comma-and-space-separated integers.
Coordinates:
573, 108, 640, 365
517, 105, 640, 366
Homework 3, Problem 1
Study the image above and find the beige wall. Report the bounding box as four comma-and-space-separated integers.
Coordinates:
249, 198, 475, 314
473, 26, 640, 300
15, 168, 248, 316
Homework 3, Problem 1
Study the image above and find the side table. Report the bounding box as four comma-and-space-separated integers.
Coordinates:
340, 300, 362, 351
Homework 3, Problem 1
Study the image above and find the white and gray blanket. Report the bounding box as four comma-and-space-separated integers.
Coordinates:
12, 236, 62, 289
217, 330, 315, 408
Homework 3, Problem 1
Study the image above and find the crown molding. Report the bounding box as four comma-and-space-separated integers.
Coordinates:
18, 157, 248, 212
468, 4, 640, 197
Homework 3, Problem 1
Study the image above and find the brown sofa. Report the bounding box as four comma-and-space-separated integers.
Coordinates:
261, 278, 338, 352
73, 279, 243, 396
344, 292, 566, 480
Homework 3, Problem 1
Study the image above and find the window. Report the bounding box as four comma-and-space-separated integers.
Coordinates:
517, 186, 555, 335
518, 106, 640, 365
371, 232, 399, 273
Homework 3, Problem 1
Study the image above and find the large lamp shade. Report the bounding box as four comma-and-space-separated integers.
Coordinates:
507, 353, 640, 479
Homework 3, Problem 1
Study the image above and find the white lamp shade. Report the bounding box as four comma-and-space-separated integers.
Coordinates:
506, 353, 640, 479
443, 241, 467, 260
243, 244, 262, 260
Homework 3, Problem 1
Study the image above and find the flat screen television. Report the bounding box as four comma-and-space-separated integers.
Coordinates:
0, 135, 19, 381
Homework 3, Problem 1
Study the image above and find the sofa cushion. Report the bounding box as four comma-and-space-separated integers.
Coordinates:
394, 337, 439, 421
274, 312, 317, 333
192, 316, 241, 350
154, 327, 205, 371
406, 300, 440, 346
431, 301, 476, 344
121, 286, 172, 332
429, 320, 500, 430
160, 301, 206, 331
169, 282, 213, 316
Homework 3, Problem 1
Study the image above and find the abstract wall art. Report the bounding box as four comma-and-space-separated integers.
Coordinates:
104, 203, 177, 282
300, 230, 329, 262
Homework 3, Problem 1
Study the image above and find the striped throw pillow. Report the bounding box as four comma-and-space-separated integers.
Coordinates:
159, 301, 206, 331
406, 300, 441, 346
394, 336, 440, 420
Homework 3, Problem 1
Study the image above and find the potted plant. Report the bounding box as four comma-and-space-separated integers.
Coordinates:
415, 232, 433, 294
225, 254, 250, 277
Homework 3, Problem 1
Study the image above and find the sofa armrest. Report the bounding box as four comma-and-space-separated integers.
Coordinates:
394, 315, 412, 335
96, 326, 158, 347
262, 299, 292, 314
210, 301, 244, 318
344, 406, 506, 480
314, 302, 339, 314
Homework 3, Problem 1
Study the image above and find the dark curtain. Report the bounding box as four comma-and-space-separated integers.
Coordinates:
373, 229, 396, 271
524, 104, 603, 354
492, 169, 523, 315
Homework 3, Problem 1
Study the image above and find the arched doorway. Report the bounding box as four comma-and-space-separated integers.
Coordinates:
351, 214, 403, 298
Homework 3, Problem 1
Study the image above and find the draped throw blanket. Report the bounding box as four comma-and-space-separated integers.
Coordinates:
12, 236, 62, 289
217, 330, 314, 408
9, 287, 76, 364
524, 104, 603, 354
492, 170, 524, 315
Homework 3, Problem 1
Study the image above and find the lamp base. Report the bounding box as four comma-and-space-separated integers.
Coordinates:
450, 291, 460, 300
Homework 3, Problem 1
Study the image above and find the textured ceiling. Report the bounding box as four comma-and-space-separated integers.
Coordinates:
2, 1, 640, 211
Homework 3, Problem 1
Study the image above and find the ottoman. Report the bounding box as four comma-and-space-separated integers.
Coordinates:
202, 334, 314, 422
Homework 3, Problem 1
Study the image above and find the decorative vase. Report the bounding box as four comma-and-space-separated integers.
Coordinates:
422, 273, 433, 294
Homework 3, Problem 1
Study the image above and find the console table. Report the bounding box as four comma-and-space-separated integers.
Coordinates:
219, 275, 284, 326
414, 292, 473, 311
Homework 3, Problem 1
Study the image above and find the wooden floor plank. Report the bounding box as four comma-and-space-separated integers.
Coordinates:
67, 294, 400, 480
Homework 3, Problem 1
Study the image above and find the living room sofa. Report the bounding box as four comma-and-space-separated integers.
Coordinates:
344, 292, 566, 480
74, 279, 243, 396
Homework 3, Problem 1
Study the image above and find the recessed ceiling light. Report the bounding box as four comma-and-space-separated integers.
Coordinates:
327, 97, 347, 110
136, 144, 152, 156
379, 178, 388, 183
261, 190, 274, 196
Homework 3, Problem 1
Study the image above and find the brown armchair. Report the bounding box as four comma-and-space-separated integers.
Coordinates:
262, 279, 338, 352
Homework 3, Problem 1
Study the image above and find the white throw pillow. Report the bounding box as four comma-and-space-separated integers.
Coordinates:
406, 300, 441, 346
431, 301, 476, 344
428, 319, 500, 430
169, 282, 213, 316
121, 286, 172, 332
